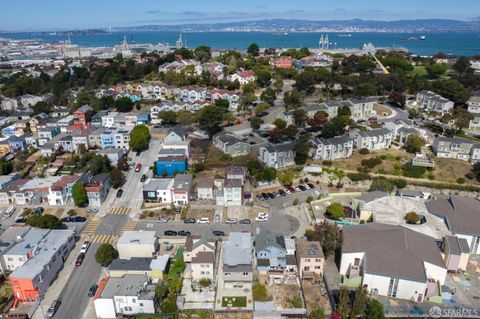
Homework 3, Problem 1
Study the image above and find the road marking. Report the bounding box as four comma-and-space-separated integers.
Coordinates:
108, 207, 132, 215
82, 218, 101, 235
121, 220, 137, 233
90, 234, 119, 244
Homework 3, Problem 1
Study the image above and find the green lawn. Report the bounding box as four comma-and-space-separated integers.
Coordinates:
221, 296, 247, 307
411, 66, 427, 76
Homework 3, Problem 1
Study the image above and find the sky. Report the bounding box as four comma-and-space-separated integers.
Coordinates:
1, 0, 480, 31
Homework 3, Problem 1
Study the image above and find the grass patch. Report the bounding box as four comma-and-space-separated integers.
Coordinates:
221, 296, 247, 307
411, 66, 427, 76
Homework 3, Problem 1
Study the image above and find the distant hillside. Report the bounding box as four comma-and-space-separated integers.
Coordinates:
113, 18, 480, 32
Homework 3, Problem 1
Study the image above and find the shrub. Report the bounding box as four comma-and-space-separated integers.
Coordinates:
27, 214, 61, 229
326, 203, 345, 219
466, 172, 476, 180
291, 293, 303, 308
405, 211, 420, 224
359, 148, 370, 155
304, 177, 309, 183
378, 168, 386, 174
67, 209, 77, 216
293, 198, 299, 205
323, 160, 333, 166
380, 155, 387, 160
456, 177, 466, 184
306, 195, 314, 203
402, 163, 426, 178
199, 278, 211, 287
253, 282, 268, 301
393, 179, 407, 189
369, 177, 394, 192
361, 157, 382, 169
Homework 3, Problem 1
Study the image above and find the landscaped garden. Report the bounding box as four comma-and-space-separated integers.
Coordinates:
221, 296, 247, 307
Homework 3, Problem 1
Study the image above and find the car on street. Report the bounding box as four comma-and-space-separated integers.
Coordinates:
261, 192, 269, 200
307, 183, 315, 189
156, 217, 168, 223
287, 187, 296, 193
75, 253, 85, 266
294, 186, 301, 192
178, 230, 191, 236
15, 218, 26, 223
164, 230, 178, 236
303, 184, 311, 190
34, 207, 44, 215
225, 218, 238, 224
212, 230, 225, 237
267, 192, 275, 199
72, 216, 87, 223
87, 284, 98, 297
86, 207, 98, 213
278, 189, 286, 197
197, 217, 210, 224
239, 219, 251, 224
284, 188, 292, 195
140, 174, 147, 182
183, 218, 196, 224
256, 213, 269, 222
256, 194, 265, 201
258, 111, 269, 117
46, 299, 61, 318
116, 189, 124, 198
135, 163, 142, 172
80, 241, 90, 254
3, 206, 15, 219
298, 185, 307, 191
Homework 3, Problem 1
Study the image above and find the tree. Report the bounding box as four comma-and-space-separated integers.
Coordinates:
405, 211, 420, 224
0, 160, 13, 175
405, 134, 426, 153
250, 117, 264, 130
321, 117, 345, 138
453, 57, 472, 75
129, 124, 150, 151
309, 308, 324, 319
269, 127, 283, 142
426, 63, 448, 79
364, 299, 385, 319
260, 87, 276, 105
278, 170, 296, 186
247, 43, 260, 56
337, 287, 351, 319
306, 111, 328, 130
326, 202, 345, 219
284, 125, 298, 138
72, 182, 88, 207
110, 167, 125, 189
292, 107, 307, 126
310, 220, 343, 258
262, 167, 277, 181
351, 285, 368, 318
114, 97, 134, 112
388, 91, 406, 108
284, 89, 302, 110
197, 104, 224, 137
369, 177, 394, 193
117, 157, 130, 171
158, 111, 177, 124
294, 133, 311, 164
215, 98, 230, 109
254, 67, 272, 87
33, 101, 52, 115
88, 154, 111, 174
295, 69, 316, 92
194, 45, 211, 62
273, 118, 287, 129
27, 214, 61, 229
431, 79, 470, 105
95, 243, 118, 265
177, 110, 197, 125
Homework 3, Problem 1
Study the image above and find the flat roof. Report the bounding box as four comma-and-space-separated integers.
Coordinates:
98, 274, 153, 299
117, 231, 157, 246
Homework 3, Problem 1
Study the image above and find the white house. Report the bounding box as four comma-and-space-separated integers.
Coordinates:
416, 90, 454, 114
311, 135, 353, 161
350, 128, 393, 151
258, 142, 296, 169
467, 96, 480, 114
223, 179, 243, 206
340, 223, 447, 302
116, 231, 158, 259
93, 275, 156, 319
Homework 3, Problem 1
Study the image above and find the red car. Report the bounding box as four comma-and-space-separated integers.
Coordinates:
76, 253, 85, 266
134, 163, 142, 172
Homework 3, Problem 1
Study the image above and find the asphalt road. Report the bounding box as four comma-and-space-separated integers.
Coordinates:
53, 244, 102, 319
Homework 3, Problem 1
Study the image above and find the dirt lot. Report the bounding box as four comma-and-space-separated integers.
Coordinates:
265, 283, 302, 309
188, 206, 216, 220
212, 313, 252, 319
331, 148, 409, 174
432, 158, 476, 184
373, 103, 393, 117
302, 278, 331, 316
139, 207, 176, 220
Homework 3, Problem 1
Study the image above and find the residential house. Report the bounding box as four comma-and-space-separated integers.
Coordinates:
0, 226, 31, 274
7, 229, 75, 301
184, 235, 216, 263
107, 256, 169, 281
47, 175, 80, 205
37, 126, 60, 146
8, 136, 26, 152
70, 104, 93, 131
351, 191, 389, 220
416, 90, 454, 114
426, 196, 480, 254
384, 119, 428, 145
467, 96, 480, 114
93, 275, 156, 319
2, 125, 16, 138
469, 117, 480, 133
351, 128, 393, 151
116, 231, 158, 259
227, 70, 256, 85
20, 94, 42, 107
29, 113, 48, 133
0, 172, 20, 190
114, 126, 132, 150
255, 229, 287, 273
271, 57, 293, 69
57, 115, 75, 132
295, 239, 324, 279
196, 177, 214, 200
82, 173, 111, 206
213, 132, 250, 157
192, 252, 215, 283
1, 98, 18, 111
340, 223, 447, 302
433, 137, 480, 163
171, 174, 193, 205
442, 236, 470, 272
226, 165, 247, 184
88, 128, 104, 149
97, 148, 125, 165
223, 179, 243, 206
347, 97, 377, 118
142, 179, 174, 203
156, 155, 188, 177
258, 142, 296, 169
100, 130, 116, 149
311, 135, 353, 160
222, 232, 253, 286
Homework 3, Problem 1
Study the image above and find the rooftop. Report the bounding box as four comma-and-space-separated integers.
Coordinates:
295, 239, 324, 259
97, 274, 154, 299
223, 232, 252, 267
117, 231, 157, 247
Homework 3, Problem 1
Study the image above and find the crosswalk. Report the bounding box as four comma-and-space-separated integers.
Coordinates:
82, 218, 101, 235
121, 220, 137, 234
89, 234, 119, 244
108, 207, 132, 215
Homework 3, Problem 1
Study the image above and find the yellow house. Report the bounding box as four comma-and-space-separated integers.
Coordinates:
106, 256, 169, 281
0, 142, 10, 155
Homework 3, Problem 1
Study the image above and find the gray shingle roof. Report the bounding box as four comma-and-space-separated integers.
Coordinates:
255, 229, 286, 253
264, 142, 295, 153
315, 135, 352, 146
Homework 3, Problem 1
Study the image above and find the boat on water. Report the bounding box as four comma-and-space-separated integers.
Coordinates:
401, 35, 426, 41
338, 34, 352, 37
272, 32, 288, 36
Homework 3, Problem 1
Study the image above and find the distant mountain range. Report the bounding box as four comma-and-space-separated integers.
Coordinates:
112, 18, 480, 32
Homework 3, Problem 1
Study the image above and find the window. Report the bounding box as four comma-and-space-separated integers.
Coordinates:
7, 257, 13, 261
305, 258, 310, 262
132, 298, 136, 303
139, 303, 144, 307
243, 272, 249, 275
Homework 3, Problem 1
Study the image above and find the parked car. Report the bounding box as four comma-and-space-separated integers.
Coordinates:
156, 217, 168, 223
212, 230, 225, 237
183, 218, 196, 224
34, 207, 44, 215
239, 219, 251, 224
15, 218, 26, 223
256, 213, 269, 222
178, 230, 191, 236
46, 299, 61, 318
225, 218, 238, 224
135, 163, 142, 172
116, 189, 124, 198
86, 207, 98, 213
261, 192, 269, 200
140, 174, 147, 182
197, 217, 210, 224
256, 194, 265, 201
287, 187, 296, 193
267, 193, 275, 199
307, 183, 315, 189
75, 253, 85, 266
294, 186, 301, 192
164, 230, 178, 236
278, 189, 286, 197
87, 284, 98, 297
3, 206, 15, 219
298, 185, 307, 191
72, 216, 87, 223
303, 184, 311, 190
273, 191, 281, 198
80, 241, 90, 254
60, 217, 72, 223
284, 188, 292, 195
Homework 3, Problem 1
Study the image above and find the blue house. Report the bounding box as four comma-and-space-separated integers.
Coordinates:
100, 130, 116, 148
1, 125, 16, 138
156, 156, 188, 177
255, 228, 287, 272
8, 136, 26, 152
137, 112, 151, 125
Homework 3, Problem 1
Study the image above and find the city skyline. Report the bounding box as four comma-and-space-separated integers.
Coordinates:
1, 0, 480, 31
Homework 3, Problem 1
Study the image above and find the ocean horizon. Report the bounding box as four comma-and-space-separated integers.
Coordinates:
4, 31, 480, 56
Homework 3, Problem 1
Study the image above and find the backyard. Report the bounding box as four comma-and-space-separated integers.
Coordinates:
221, 296, 247, 308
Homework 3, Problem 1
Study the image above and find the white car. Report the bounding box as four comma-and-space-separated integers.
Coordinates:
225, 218, 238, 224
284, 189, 292, 195
256, 213, 269, 222
80, 241, 90, 254
294, 186, 301, 192
197, 217, 210, 224
156, 217, 168, 223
